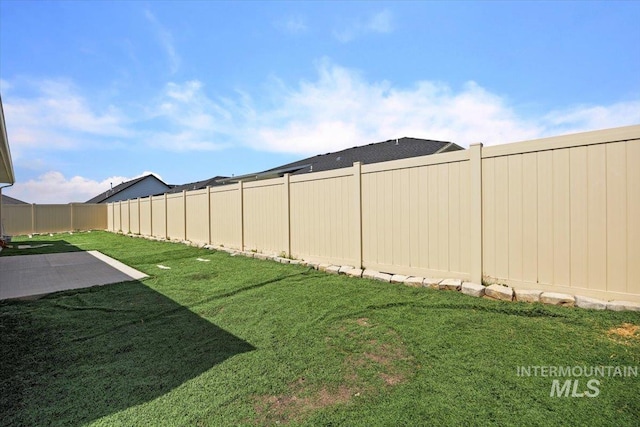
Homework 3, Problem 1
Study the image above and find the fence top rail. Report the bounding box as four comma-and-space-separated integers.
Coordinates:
185, 188, 209, 197
289, 167, 356, 184
10, 203, 103, 208
243, 176, 284, 189
361, 149, 470, 174
482, 125, 640, 158
208, 184, 240, 195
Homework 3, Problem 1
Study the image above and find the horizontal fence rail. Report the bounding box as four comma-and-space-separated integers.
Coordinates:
104, 125, 640, 303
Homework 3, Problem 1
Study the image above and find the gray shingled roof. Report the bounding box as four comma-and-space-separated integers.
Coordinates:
1, 194, 28, 204
166, 176, 229, 194
85, 174, 168, 203
217, 137, 463, 184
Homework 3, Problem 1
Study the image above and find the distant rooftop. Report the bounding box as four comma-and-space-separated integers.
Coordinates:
1, 194, 28, 205
217, 137, 463, 184
86, 174, 170, 203
166, 176, 229, 194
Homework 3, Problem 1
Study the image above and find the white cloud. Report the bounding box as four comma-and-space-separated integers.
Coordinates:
0, 78, 12, 92
3, 61, 638, 204
5, 171, 163, 204
3, 61, 638, 167
143, 80, 233, 151
367, 10, 393, 33
144, 9, 181, 74
334, 10, 394, 42
275, 15, 308, 34
2, 79, 131, 160
542, 102, 640, 135
80, 60, 634, 156
241, 61, 639, 153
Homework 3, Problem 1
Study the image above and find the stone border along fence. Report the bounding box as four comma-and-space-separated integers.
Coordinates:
123, 232, 640, 312
109, 125, 640, 304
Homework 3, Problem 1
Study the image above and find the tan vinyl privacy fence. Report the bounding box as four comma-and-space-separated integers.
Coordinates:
2, 203, 107, 235
107, 125, 640, 302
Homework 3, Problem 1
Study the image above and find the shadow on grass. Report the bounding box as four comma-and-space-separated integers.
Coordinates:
0, 281, 255, 426
0, 239, 84, 257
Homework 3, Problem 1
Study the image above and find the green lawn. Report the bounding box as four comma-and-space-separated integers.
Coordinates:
1, 231, 639, 426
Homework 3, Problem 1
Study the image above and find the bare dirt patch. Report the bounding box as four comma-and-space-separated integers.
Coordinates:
356, 317, 371, 327
608, 323, 639, 338
252, 318, 417, 425
607, 323, 639, 345
253, 380, 356, 425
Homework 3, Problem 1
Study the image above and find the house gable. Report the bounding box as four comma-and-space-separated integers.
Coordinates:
86, 174, 171, 204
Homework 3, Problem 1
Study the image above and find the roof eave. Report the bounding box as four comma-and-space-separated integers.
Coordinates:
0, 96, 15, 185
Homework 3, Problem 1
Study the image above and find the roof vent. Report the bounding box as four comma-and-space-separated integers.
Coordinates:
395, 138, 399, 145
336, 156, 341, 161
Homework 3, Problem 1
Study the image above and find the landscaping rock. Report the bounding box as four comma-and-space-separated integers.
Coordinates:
514, 289, 543, 303
423, 278, 442, 289
318, 263, 331, 272
362, 270, 378, 280
404, 277, 424, 287
485, 284, 514, 301
606, 301, 640, 312
254, 253, 269, 260
439, 279, 462, 291
391, 274, 409, 284
574, 295, 607, 310
540, 292, 575, 307
326, 265, 341, 275
339, 265, 355, 274
346, 268, 363, 278
373, 272, 392, 283
461, 282, 485, 297
289, 260, 301, 265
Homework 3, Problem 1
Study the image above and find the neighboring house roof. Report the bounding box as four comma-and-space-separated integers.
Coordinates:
0, 95, 15, 185
86, 174, 171, 203
1, 194, 28, 205
166, 176, 229, 194
218, 137, 463, 184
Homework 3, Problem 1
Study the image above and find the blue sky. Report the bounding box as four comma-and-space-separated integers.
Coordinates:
1, 1, 638, 203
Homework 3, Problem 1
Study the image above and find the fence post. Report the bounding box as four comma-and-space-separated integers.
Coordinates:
70, 203, 74, 231
470, 143, 484, 284
31, 203, 36, 234
284, 174, 291, 258
137, 198, 141, 235
183, 190, 187, 241
207, 186, 212, 245
164, 193, 168, 240
239, 181, 245, 251
149, 195, 153, 237
353, 162, 363, 268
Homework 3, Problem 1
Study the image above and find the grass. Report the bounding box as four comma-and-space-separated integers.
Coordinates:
1, 231, 639, 426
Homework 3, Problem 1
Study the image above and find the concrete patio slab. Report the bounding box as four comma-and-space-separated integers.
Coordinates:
0, 251, 148, 300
